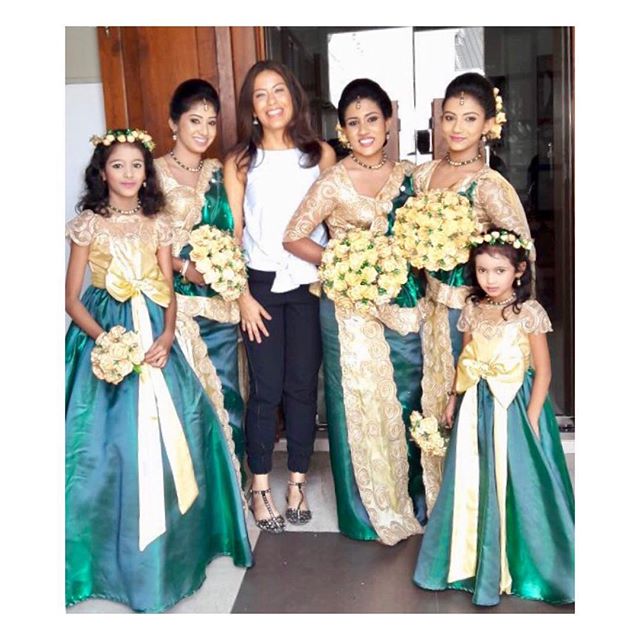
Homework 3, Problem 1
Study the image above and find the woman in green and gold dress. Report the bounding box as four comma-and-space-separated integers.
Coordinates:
413, 73, 534, 479
155, 79, 246, 481
284, 79, 426, 545
414, 234, 574, 606
65, 130, 252, 613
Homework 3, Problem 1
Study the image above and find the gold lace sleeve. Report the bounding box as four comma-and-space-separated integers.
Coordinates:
155, 213, 175, 247
519, 300, 553, 334
65, 209, 98, 246
456, 302, 477, 333
283, 169, 339, 242
476, 171, 536, 263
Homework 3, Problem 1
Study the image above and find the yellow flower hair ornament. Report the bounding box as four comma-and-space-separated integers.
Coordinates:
485, 88, 507, 141
90, 128, 156, 152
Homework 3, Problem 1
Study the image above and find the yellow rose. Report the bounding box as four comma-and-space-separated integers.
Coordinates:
117, 134, 126, 143
333, 278, 348, 292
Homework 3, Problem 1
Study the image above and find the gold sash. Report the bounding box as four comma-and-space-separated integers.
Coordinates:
105, 258, 199, 551
448, 332, 526, 592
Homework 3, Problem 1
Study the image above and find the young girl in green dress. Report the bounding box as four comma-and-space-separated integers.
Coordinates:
65, 130, 252, 612
413, 229, 574, 606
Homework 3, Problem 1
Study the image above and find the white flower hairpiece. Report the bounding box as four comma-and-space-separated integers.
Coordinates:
469, 229, 533, 252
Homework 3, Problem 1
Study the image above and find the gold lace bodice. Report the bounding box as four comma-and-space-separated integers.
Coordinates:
155, 157, 222, 257
457, 300, 552, 369
66, 209, 173, 305
284, 159, 414, 242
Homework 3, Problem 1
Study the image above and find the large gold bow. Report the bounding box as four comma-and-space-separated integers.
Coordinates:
447, 333, 526, 593
105, 254, 170, 308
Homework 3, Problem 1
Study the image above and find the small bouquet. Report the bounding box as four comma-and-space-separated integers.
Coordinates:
189, 225, 248, 301
318, 229, 408, 311
91, 326, 144, 385
392, 191, 477, 272
408, 411, 450, 458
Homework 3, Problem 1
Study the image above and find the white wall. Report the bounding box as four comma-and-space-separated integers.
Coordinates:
66, 28, 105, 319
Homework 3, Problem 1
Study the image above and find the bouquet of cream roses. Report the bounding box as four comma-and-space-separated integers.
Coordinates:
408, 411, 450, 458
189, 225, 247, 301
91, 326, 144, 385
392, 191, 477, 272
318, 229, 408, 311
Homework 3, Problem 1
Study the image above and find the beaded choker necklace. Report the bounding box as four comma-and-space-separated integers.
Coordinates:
485, 292, 516, 306
170, 150, 204, 173
444, 152, 483, 167
107, 201, 141, 215
349, 151, 387, 170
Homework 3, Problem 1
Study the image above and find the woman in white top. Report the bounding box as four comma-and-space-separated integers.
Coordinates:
224, 60, 335, 533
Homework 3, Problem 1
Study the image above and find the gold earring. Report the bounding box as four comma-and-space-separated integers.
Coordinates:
336, 124, 351, 149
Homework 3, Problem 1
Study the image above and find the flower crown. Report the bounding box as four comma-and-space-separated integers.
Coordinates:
486, 88, 507, 140
469, 229, 533, 252
90, 128, 156, 152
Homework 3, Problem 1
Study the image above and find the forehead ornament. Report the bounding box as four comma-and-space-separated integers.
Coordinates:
459, 91, 465, 105
355, 96, 361, 109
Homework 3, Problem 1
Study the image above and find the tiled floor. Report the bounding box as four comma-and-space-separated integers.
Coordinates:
67, 433, 575, 614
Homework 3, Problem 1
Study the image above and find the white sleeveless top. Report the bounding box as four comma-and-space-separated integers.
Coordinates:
243, 147, 328, 293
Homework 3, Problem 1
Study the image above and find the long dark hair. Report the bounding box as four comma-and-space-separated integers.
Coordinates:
231, 60, 321, 174
467, 229, 532, 320
76, 139, 164, 217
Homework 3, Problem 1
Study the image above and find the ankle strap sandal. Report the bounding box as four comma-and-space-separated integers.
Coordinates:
285, 480, 312, 526
247, 487, 285, 534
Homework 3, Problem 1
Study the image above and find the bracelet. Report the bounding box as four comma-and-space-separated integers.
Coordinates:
180, 259, 190, 277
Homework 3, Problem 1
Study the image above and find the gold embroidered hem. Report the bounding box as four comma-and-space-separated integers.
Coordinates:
425, 273, 471, 310
176, 293, 240, 325
334, 306, 422, 545
418, 297, 456, 512
174, 309, 247, 512
370, 303, 421, 335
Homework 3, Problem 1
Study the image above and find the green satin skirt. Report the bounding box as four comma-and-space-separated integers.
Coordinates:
319, 296, 425, 541
413, 372, 574, 606
194, 315, 246, 483
65, 286, 253, 613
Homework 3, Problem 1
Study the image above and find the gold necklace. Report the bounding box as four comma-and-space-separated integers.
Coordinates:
349, 151, 387, 170
444, 151, 483, 167
170, 150, 203, 173
107, 201, 142, 215
485, 292, 516, 306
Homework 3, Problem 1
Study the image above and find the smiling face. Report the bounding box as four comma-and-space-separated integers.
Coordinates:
342, 97, 389, 159
252, 69, 294, 132
101, 143, 146, 207
171, 100, 217, 155
474, 250, 526, 302
441, 93, 494, 157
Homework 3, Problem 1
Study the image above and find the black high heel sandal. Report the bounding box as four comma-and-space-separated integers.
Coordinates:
285, 480, 312, 525
247, 488, 285, 534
